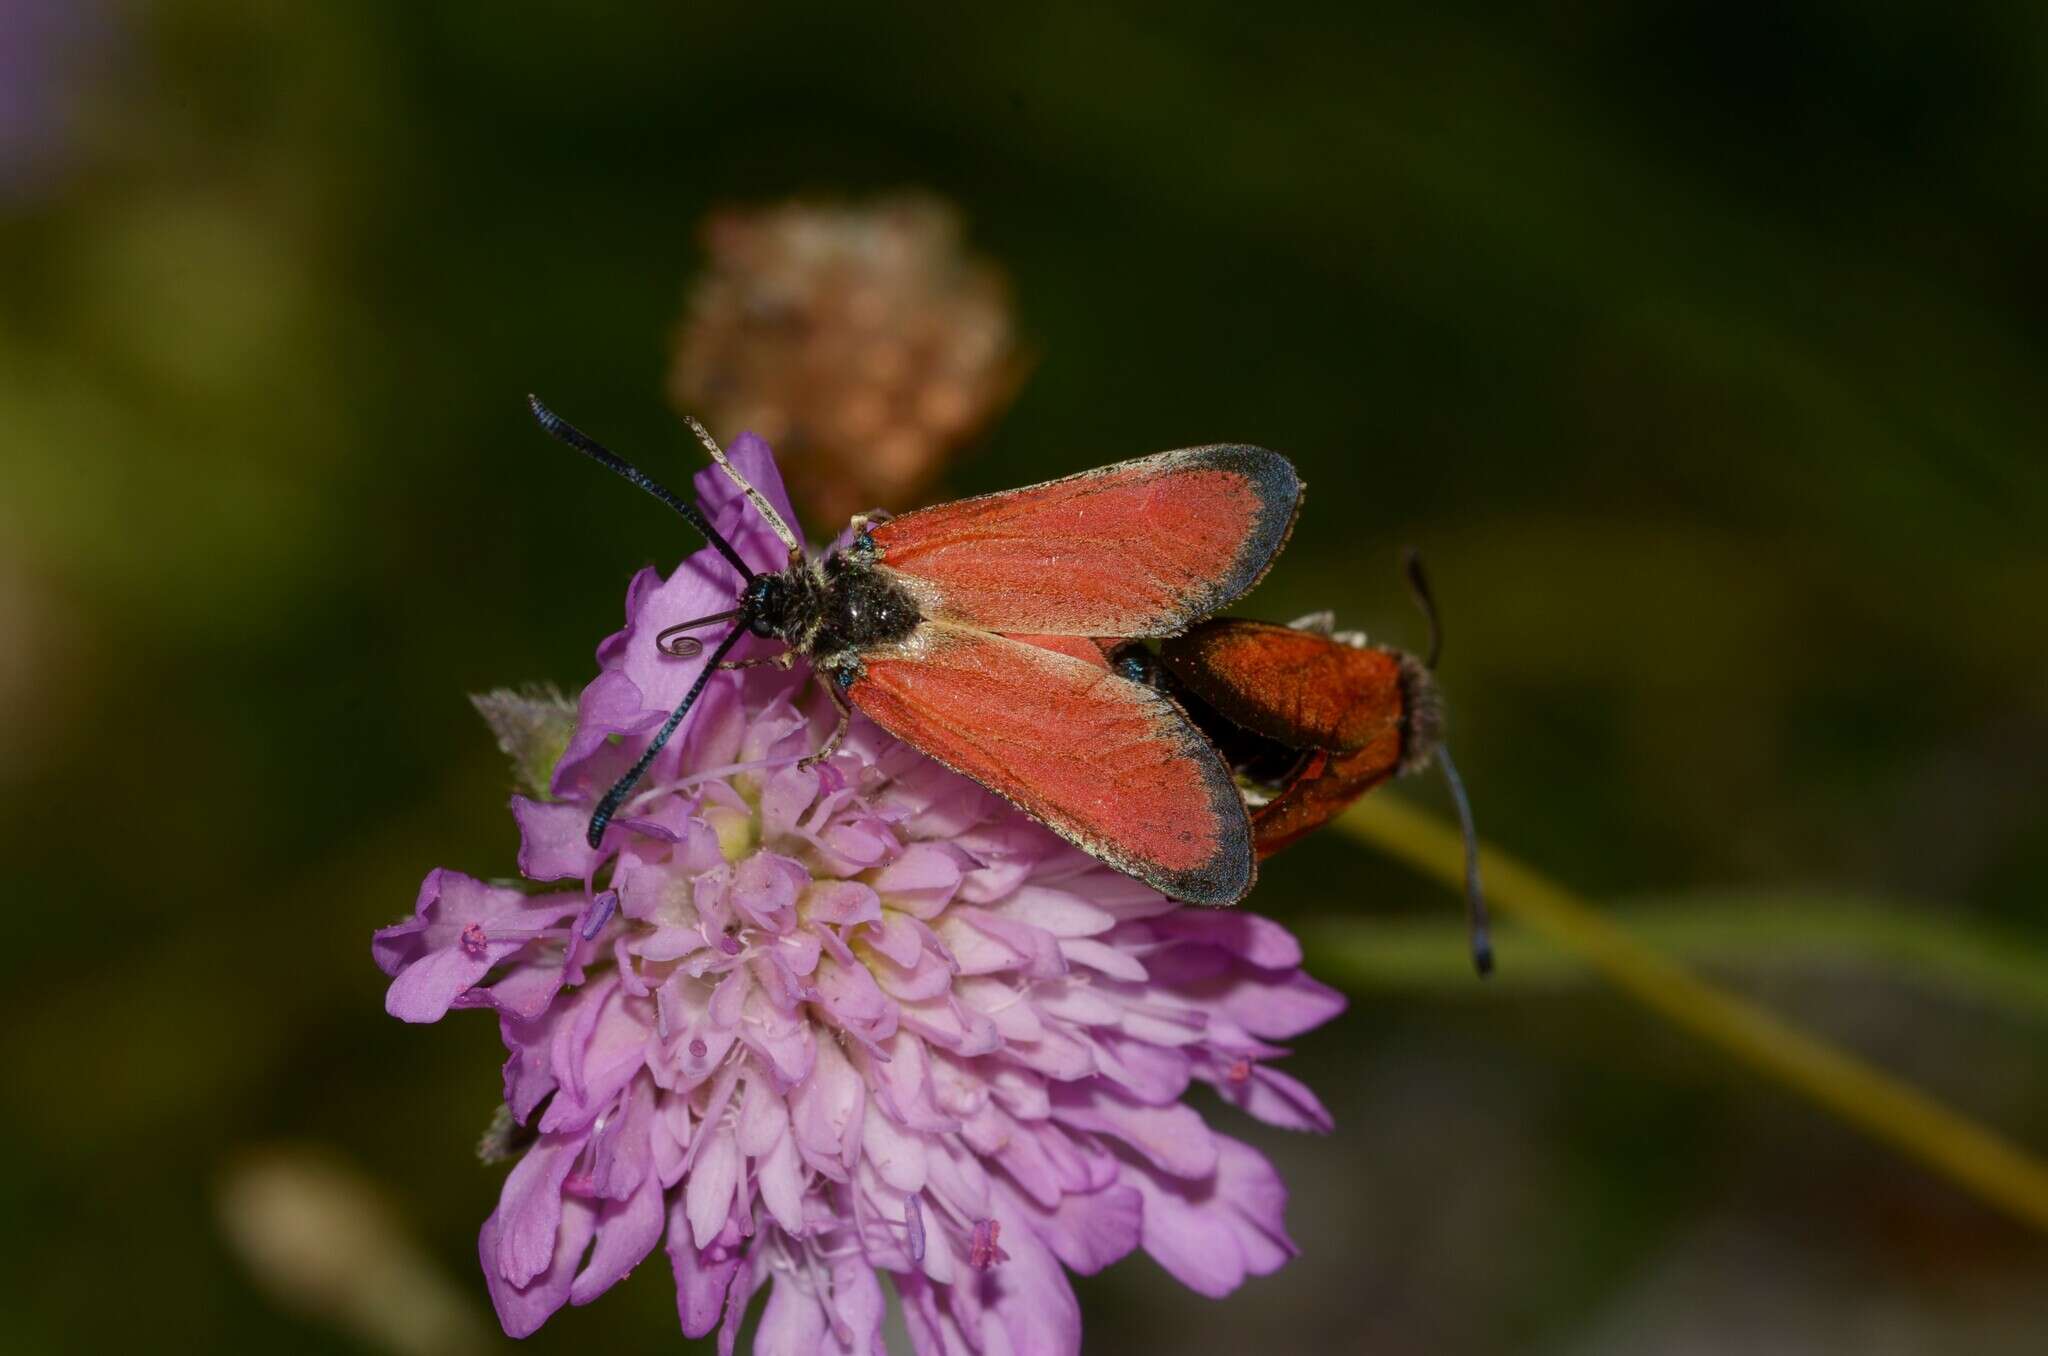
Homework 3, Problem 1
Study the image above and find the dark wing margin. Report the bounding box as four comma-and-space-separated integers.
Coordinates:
848, 623, 1254, 904
867, 445, 1301, 637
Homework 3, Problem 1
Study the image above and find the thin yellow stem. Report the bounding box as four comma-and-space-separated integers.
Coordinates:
1337, 794, 2048, 1234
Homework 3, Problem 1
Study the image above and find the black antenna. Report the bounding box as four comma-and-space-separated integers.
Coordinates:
657, 609, 743, 658
1436, 748, 1493, 976
1401, 547, 1492, 976
1400, 546, 1443, 671
586, 624, 747, 847
528, 396, 758, 584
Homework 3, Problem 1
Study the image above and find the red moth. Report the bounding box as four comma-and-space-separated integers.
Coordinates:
529, 397, 1301, 905
1109, 554, 1493, 972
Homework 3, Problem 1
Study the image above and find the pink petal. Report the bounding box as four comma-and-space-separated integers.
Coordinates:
513, 796, 602, 881
1222, 1062, 1335, 1133
737, 1004, 815, 1087
860, 1105, 929, 1192
500, 1005, 563, 1123
710, 966, 749, 1029
923, 1142, 993, 1223
865, 910, 926, 967
825, 1255, 886, 1355
932, 913, 1026, 976
1047, 1083, 1217, 1179
1114, 1001, 1207, 1049
551, 663, 658, 801
759, 763, 821, 838
869, 1032, 954, 1133
586, 1074, 656, 1199
631, 924, 710, 963
1156, 909, 1303, 968
1023, 1183, 1143, 1276
899, 995, 1000, 1057
956, 907, 1065, 979
1058, 936, 1148, 982
1220, 968, 1346, 1039
1124, 1135, 1297, 1298
1125, 1161, 1245, 1298
462, 951, 567, 1021
480, 1193, 595, 1338
987, 1065, 1051, 1120
993, 885, 1115, 938
754, 1273, 826, 1354
540, 979, 650, 1132
735, 1073, 790, 1157
993, 1117, 1064, 1208
569, 1170, 664, 1305
757, 1131, 808, 1234
732, 851, 805, 929
982, 1183, 1085, 1356
376, 871, 577, 1023
895, 1273, 970, 1356
1007, 1025, 1097, 1081
815, 954, 892, 1029
771, 928, 822, 977
1033, 982, 1120, 1028
667, 1208, 743, 1340
1038, 1120, 1112, 1195
869, 942, 955, 1003
821, 816, 895, 869
1090, 1035, 1192, 1105
652, 1096, 693, 1188
790, 1036, 865, 1171
803, 879, 883, 926
1213, 1134, 1297, 1272
957, 976, 1045, 1043
383, 944, 495, 1024
686, 1123, 741, 1249
717, 1246, 773, 1356
871, 842, 968, 918
492, 1133, 578, 1286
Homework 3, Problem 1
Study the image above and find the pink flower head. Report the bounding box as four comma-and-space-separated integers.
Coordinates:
374, 436, 1345, 1353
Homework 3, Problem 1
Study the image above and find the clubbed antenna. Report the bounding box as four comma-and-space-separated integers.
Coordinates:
1401, 546, 1443, 671
528, 396, 758, 584
1435, 748, 1493, 976
683, 414, 804, 561
1401, 547, 1492, 977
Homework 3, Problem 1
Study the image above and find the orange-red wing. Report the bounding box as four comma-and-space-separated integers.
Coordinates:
1160, 620, 1406, 753
868, 446, 1300, 636
849, 624, 1254, 904
1158, 619, 1434, 859
1004, 634, 1112, 670
1250, 745, 1402, 858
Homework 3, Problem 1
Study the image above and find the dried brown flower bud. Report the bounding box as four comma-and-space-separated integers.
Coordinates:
670, 195, 1025, 528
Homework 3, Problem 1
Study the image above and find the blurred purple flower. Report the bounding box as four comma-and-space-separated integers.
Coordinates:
375, 438, 1342, 1352
0, 0, 108, 203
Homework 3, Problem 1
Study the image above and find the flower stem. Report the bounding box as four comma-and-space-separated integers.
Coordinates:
1336, 794, 2048, 1234
1302, 894, 2048, 1022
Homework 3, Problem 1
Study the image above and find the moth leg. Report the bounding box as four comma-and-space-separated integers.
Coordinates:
800, 673, 853, 768
717, 650, 798, 672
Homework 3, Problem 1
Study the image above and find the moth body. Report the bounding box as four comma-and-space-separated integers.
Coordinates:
531, 395, 1302, 906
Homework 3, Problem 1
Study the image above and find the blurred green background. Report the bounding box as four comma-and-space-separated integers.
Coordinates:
5, 2, 2046, 1351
